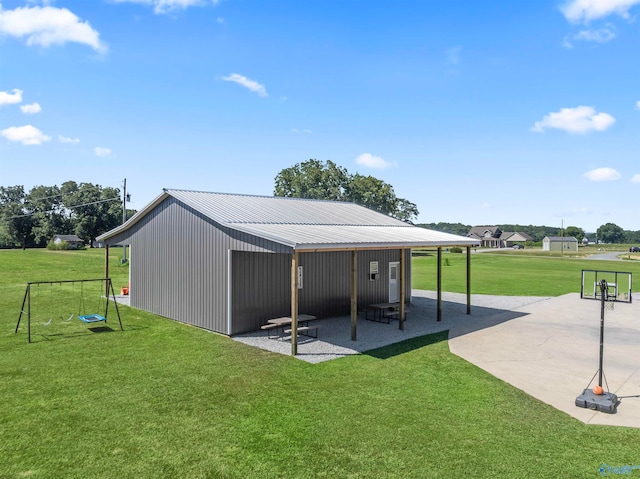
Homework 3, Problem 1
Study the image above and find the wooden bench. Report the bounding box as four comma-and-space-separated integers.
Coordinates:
364, 303, 410, 323
364, 309, 390, 323
384, 308, 410, 320
283, 326, 318, 339
261, 322, 282, 339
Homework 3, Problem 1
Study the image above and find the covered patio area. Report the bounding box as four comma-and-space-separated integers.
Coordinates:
233, 289, 548, 363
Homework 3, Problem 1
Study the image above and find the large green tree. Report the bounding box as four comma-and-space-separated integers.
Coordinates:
274, 159, 419, 222
564, 226, 585, 243
597, 222, 625, 244
0, 182, 129, 249
26, 185, 71, 246
274, 159, 348, 201
0, 186, 33, 249
61, 182, 122, 247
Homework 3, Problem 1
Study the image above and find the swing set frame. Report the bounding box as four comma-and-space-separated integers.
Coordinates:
15, 278, 123, 343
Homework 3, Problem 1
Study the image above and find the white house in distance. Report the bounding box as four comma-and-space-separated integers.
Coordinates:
542, 236, 578, 252
467, 226, 532, 248
52, 234, 84, 249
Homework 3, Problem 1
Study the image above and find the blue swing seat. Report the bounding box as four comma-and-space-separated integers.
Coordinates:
78, 314, 106, 323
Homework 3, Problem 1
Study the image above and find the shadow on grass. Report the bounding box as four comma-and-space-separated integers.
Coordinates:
364, 330, 448, 360
88, 326, 115, 333
14, 321, 149, 344
411, 251, 435, 257
17, 326, 123, 343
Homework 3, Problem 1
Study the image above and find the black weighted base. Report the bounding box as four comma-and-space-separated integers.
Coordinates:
575, 389, 619, 414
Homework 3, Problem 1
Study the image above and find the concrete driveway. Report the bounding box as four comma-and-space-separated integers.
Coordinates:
585, 251, 627, 261
449, 293, 640, 428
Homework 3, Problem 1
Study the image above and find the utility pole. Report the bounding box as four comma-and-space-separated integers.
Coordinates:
122, 178, 129, 264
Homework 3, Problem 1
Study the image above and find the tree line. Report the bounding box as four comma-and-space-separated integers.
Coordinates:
419, 222, 640, 244
274, 159, 419, 222
4, 171, 638, 250
0, 182, 132, 249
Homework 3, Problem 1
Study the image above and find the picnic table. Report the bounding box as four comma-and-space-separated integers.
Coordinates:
261, 314, 318, 339
365, 303, 407, 323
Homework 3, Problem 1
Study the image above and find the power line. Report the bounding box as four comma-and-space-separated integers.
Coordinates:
2, 197, 120, 220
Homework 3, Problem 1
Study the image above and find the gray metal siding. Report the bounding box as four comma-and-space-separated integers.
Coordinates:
231, 251, 292, 334
110, 197, 291, 335
356, 249, 412, 306
106, 196, 412, 336
231, 249, 412, 334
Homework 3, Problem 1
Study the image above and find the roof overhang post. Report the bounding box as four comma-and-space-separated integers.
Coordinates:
437, 247, 442, 322
466, 246, 471, 315
291, 250, 299, 356
350, 250, 357, 341
399, 247, 405, 330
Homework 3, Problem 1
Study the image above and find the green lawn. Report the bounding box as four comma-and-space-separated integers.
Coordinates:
1, 249, 639, 478
412, 250, 640, 296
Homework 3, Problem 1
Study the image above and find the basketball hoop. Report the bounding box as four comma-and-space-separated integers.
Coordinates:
600, 279, 615, 311
605, 298, 615, 311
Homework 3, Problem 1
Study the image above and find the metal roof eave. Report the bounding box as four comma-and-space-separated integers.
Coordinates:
229, 223, 481, 252
294, 240, 481, 252
228, 223, 297, 250
96, 191, 170, 242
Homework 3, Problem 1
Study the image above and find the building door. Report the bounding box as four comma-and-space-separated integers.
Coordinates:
389, 261, 400, 303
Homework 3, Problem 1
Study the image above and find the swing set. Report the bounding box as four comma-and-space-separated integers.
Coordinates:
15, 278, 123, 343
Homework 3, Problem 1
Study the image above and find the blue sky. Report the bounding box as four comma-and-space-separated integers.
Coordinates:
1, 0, 639, 232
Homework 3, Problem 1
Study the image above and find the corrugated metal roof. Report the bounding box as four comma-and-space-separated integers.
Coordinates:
233, 224, 478, 250
545, 236, 578, 242
98, 189, 480, 250
167, 189, 406, 226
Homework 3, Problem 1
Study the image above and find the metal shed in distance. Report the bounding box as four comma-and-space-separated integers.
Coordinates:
542, 236, 579, 252
97, 189, 479, 355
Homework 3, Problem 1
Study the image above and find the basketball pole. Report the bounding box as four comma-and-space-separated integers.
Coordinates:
575, 279, 618, 413
598, 279, 605, 389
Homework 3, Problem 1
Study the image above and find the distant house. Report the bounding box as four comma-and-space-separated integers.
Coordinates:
467, 226, 532, 248
53, 234, 84, 249
542, 236, 578, 252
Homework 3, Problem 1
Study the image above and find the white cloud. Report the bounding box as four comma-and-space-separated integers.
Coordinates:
635, 100, 640, 110
0, 88, 23, 105
561, 0, 640, 23
0, 4, 106, 52
584, 167, 622, 181
355, 153, 396, 170
59, 135, 79, 144
569, 24, 616, 45
1, 124, 51, 145
220, 73, 268, 97
291, 128, 311, 134
222, 73, 268, 97
94, 147, 112, 157
531, 106, 615, 134
113, 0, 218, 15
631, 174, 640, 183
20, 102, 41, 114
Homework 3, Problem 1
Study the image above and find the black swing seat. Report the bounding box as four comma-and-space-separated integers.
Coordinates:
78, 314, 106, 323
